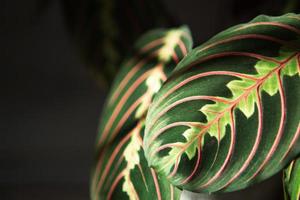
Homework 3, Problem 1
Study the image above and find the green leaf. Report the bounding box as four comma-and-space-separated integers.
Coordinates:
96, 26, 193, 147
92, 27, 193, 199
183, 127, 201, 160
283, 157, 300, 200
91, 122, 181, 200
144, 13, 300, 193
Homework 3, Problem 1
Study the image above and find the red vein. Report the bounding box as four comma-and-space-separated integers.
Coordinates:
150, 53, 298, 182
109, 59, 145, 104
91, 147, 108, 196
172, 52, 179, 63
101, 62, 168, 147
150, 51, 280, 115
178, 39, 188, 56
235, 22, 300, 35
146, 121, 203, 149
109, 95, 145, 143
181, 138, 202, 184
148, 75, 248, 133
104, 154, 125, 191
246, 70, 287, 182
169, 36, 188, 63
168, 156, 180, 178
140, 38, 164, 53
149, 96, 232, 157
151, 168, 162, 200
97, 122, 144, 198
153, 143, 184, 157
199, 108, 236, 188
109, 44, 167, 105
106, 172, 124, 200
98, 70, 152, 146
196, 34, 285, 55
154, 70, 257, 110
220, 88, 263, 189
96, 132, 132, 194
190, 138, 221, 189
280, 124, 300, 162
148, 95, 230, 146
149, 53, 297, 148
152, 51, 280, 109
177, 51, 281, 75
146, 53, 281, 136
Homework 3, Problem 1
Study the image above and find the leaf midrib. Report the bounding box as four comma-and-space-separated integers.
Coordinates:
158, 53, 298, 172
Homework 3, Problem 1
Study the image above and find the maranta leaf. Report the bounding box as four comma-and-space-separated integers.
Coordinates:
96, 26, 193, 148
91, 121, 181, 200
92, 27, 193, 199
283, 157, 300, 200
144, 13, 300, 193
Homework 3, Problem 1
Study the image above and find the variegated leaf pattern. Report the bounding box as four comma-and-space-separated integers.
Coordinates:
96, 26, 193, 148
91, 121, 181, 200
144, 13, 300, 193
92, 27, 193, 199
283, 157, 300, 200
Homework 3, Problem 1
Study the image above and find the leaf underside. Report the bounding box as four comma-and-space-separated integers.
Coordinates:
144, 13, 300, 193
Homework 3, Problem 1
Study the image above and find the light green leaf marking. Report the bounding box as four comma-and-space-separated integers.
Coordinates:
122, 123, 143, 200
135, 66, 166, 119
151, 123, 202, 175
199, 49, 298, 142
200, 101, 231, 141
158, 30, 186, 62
183, 127, 201, 160
157, 48, 299, 171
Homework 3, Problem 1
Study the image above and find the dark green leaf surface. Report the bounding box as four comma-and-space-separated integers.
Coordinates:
283, 157, 300, 200
91, 121, 181, 200
96, 26, 193, 148
144, 13, 300, 193
92, 27, 193, 200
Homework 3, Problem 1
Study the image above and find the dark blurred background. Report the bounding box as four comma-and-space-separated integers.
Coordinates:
0, 0, 298, 199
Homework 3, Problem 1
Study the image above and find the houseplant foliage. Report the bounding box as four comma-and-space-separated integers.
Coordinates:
91, 26, 193, 200
95, 26, 193, 148
283, 157, 300, 200
93, 13, 300, 199
144, 13, 300, 194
